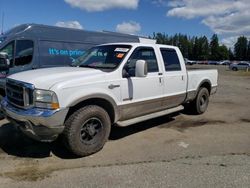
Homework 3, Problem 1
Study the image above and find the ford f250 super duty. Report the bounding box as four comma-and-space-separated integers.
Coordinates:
1, 42, 218, 156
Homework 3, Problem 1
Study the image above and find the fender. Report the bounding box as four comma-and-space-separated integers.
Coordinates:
69, 93, 120, 122
185, 79, 212, 102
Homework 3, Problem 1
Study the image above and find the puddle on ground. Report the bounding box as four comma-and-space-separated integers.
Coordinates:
240, 118, 250, 123
2, 166, 50, 181
159, 118, 226, 132
0, 159, 53, 181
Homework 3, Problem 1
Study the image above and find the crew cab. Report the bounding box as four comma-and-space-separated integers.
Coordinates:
1, 42, 218, 156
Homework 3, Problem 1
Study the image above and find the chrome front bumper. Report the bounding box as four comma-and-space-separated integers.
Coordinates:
1, 97, 69, 142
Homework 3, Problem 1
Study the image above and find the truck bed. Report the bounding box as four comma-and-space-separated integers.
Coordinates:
187, 69, 218, 96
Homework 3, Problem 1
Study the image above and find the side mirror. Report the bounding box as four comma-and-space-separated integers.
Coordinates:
135, 60, 147, 77
0, 53, 10, 71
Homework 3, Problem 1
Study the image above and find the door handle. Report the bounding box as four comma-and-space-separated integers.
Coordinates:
158, 73, 163, 83
159, 77, 163, 83
108, 84, 120, 89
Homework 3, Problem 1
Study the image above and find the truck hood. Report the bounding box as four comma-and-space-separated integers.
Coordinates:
8, 67, 107, 90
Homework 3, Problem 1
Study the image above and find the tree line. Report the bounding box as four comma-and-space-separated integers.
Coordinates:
150, 33, 250, 61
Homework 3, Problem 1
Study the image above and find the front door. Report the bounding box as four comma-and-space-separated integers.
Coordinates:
120, 47, 164, 120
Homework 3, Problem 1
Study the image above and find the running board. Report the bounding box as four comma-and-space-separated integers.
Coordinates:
116, 105, 184, 127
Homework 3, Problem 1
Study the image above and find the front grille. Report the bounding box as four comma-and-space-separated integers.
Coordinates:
6, 79, 34, 108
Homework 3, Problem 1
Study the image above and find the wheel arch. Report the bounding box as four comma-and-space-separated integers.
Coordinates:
66, 94, 119, 124
197, 79, 212, 95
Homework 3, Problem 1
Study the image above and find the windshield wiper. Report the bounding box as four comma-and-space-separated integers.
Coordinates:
79, 65, 98, 69
93, 66, 115, 69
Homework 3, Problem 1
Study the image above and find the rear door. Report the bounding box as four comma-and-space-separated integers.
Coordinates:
160, 48, 187, 109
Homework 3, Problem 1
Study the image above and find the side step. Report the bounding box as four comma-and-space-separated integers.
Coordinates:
116, 105, 184, 127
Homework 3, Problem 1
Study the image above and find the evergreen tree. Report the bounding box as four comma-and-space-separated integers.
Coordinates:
218, 45, 229, 60
198, 36, 209, 60
153, 32, 168, 44
247, 41, 250, 61
234, 36, 248, 60
209, 34, 220, 61
151, 32, 232, 61
188, 37, 195, 60
178, 34, 189, 58
192, 37, 199, 60
229, 48, 234, 60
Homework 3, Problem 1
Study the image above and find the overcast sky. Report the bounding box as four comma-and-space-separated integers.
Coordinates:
0, 0, 249, 47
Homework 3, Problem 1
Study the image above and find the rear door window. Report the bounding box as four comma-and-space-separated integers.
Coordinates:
160, 48, 181, 71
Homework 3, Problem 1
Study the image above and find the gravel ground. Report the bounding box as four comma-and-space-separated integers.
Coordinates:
0, 65, 249, 187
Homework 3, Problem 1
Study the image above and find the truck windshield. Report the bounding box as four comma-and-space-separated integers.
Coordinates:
72, 45, 131, 70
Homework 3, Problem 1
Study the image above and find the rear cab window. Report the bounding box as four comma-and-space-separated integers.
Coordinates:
160, 48, 181, 71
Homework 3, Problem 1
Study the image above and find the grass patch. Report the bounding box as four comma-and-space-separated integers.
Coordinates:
235, 71, 250, 76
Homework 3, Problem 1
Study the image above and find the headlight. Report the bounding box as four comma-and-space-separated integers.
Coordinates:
34, 89, 59, 109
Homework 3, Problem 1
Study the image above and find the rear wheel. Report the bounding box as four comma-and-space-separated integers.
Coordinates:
189, 87, 210, 115
63, 105, 111, 157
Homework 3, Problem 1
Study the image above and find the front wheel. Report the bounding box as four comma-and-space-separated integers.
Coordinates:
189, 87, 210, 115
63, 105, 111, 157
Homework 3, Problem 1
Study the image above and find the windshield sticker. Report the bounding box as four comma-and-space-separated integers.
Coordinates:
114, 48, 129, 52
116, 53, 125, 59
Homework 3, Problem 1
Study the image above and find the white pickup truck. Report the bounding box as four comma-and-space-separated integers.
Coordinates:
1, 42, 218, 156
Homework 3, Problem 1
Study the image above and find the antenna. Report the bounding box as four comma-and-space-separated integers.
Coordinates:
1, 12, 4, 35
